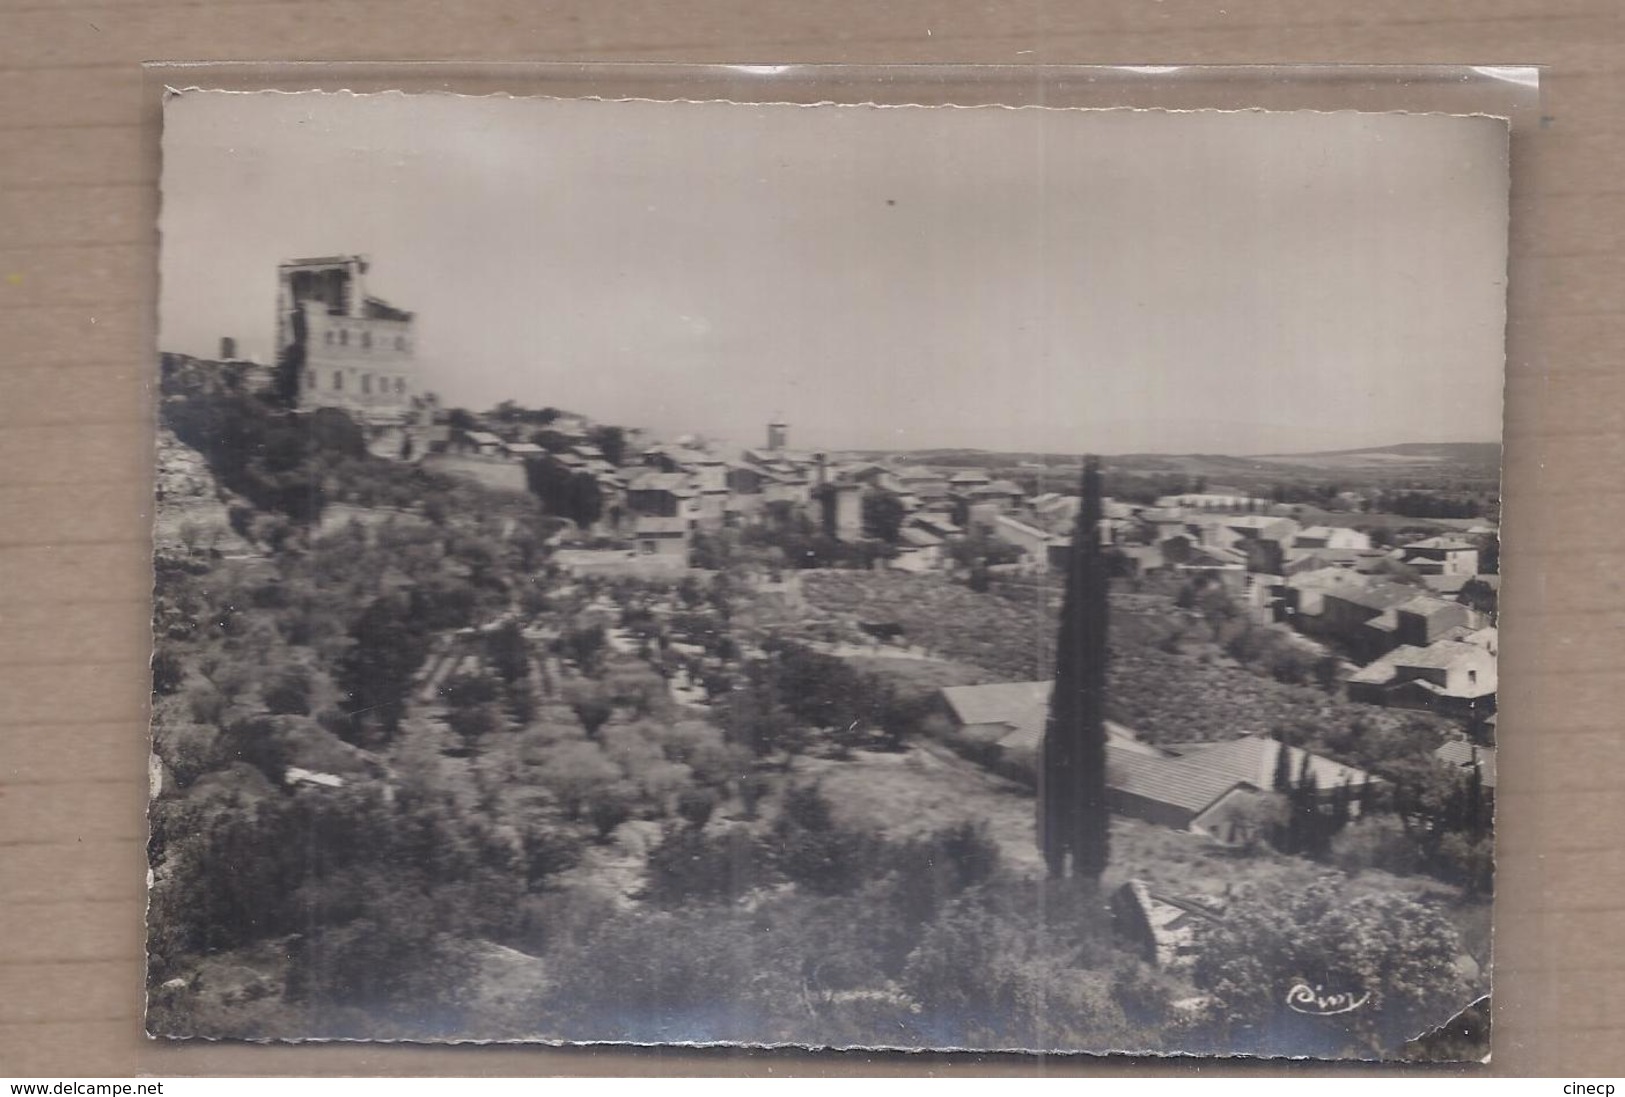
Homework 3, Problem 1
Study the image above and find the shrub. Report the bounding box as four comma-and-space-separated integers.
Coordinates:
642, 824, 764, 906
768, 784, 876, 896
152, 648, 185, 697
676, 787, 717, 829
587, 781, 637, 841
186, 683, 229, 727
264, 667, 312, 716
1330, 815, 1423, 877
521, 825, 582, 890
1191, 881, 1467, 1057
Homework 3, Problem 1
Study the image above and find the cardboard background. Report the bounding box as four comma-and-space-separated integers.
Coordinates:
0, 3, 1614, 1077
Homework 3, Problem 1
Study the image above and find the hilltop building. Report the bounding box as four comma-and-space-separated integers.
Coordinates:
277, 255, 416, 422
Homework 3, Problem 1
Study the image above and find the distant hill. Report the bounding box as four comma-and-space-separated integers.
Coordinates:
1253, 442, 1501, 464
842, 441, 1502, 492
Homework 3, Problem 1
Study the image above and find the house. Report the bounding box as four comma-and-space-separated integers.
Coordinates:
964, 480, 1027, 528
1399, 536, 1480, 577
893, 466, 949, 502
1293, 525, 1373, 552
277, 255, 417, 423
1196, 514, 1300, 557
947, 470, 993, 493
633, 516, 690, 563
991, 514, 1059, 565
1435, 740, 1496, 796
935, 680, 1162, 783
1174, 544, 1250, 595
817, 482, 865, 542
935, 682, 1377, 843
1393, 593, 1473, 648
1030, 492, 1081, 533
1113, 736, 1376, 838
503, 440, 545, 461
625, 470, 695, 518
457, 430, 506, 458
894, 525, 946, 571
1345, 640, 1496, 718
1154, 492, 1267, 511
1314, 581, 1432, 657
910, 513, 963, 541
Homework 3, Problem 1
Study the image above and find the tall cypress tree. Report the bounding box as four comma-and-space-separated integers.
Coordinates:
1271, 735, 1293, 792
1039, 456, 1110, 881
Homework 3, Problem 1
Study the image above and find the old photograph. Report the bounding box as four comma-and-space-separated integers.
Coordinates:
148, 89, 1507, 1058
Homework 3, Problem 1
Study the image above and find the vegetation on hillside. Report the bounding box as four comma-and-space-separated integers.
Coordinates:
146, 386, 1486, 1056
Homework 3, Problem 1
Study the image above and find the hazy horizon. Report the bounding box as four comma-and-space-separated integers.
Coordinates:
160, 92, 1510, 456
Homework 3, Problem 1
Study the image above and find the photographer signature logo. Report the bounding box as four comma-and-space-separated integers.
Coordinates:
1285, 983, 1371, 1016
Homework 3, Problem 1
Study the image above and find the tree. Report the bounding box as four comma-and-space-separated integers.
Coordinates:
587, 780, 637, 841
538, 739, 620, 820
861, 490, 907, 544
642, 824, 763, 905
338, 596, 430, 737
567, 684, 614, 738
1459, 577, 1497, 618
264, 666, 313, 716
1192, 882, 1468, 1057
769, 784, 874, 896
557, 624, 606, 676
520, 824, 581, 890
676, 787, 717, 829
1271, 736, 1294, 793
588, 425, 627, 466
486, 620, 530, 685
1039, 456, 1110, 882
152, 648, 184, 697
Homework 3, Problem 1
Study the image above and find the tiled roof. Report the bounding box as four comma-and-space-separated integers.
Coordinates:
1113, 756, 1251, 816
993, 515, 1053, 540
1396, 594, 1462, 620
900, 527, 944, 548
941, 681, 1152, 761
1435, 740, 1497, 789
1330, 582, 1421, 612
627, 471, 691, 493
635, 516, 689, 535
1174, 736, 1375, 793
1393, 639, 1491, 671
895, 466, 942, 481
941, 680, 1050, 731
1404, 536, 1476, 552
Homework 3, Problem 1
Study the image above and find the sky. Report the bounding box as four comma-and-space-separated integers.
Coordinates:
159, 91, 1510, 456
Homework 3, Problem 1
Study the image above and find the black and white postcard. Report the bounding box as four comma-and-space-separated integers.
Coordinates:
148, 88, 1508, 1058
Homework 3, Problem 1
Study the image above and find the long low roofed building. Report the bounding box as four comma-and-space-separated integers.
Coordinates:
935, 681, 1376, 843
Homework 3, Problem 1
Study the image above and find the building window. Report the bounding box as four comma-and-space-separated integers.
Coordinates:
1468, 669, 1478, 686
324, 331, 334, 346
332, 370, 343, 391
395, 377, 405, 395
395, 336, 406, 351
361, 374, 372, 395
640, 540, 655, 555
361, 331, 372, 350
339, 329, 349, 346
